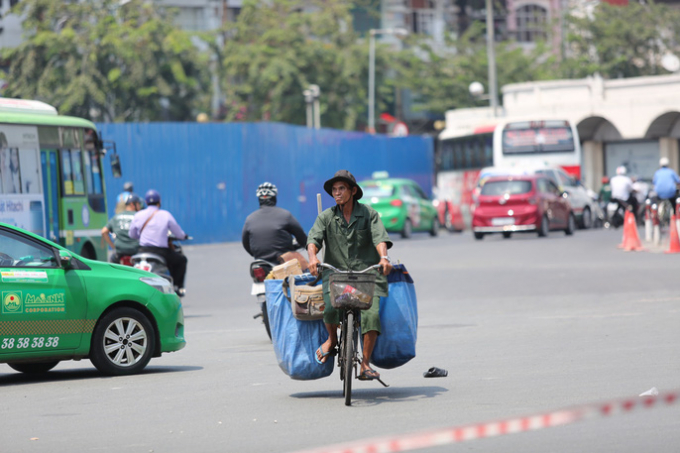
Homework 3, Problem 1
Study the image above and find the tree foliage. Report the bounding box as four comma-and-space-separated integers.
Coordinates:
2, 0, 209, 121
561, 1, 680, 79
392, 24, 559, 116
214, 0, 392, 130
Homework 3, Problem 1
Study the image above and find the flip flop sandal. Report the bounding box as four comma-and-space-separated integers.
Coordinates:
423, 367, 448, 378
358, 368, 380, 381
314, 346, 334, 365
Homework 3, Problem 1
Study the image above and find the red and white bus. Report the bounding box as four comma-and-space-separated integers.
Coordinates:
434, 117, 582, 231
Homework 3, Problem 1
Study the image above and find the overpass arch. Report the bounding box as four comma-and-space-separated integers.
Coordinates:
576, 116, 622, 191
576, 116, 622, 142
645, 111, 680, 139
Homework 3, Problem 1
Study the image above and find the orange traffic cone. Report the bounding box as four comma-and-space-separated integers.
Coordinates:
618, 210, 644, 251
665, 213, 680, 254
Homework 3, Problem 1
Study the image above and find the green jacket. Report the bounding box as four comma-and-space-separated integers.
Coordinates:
307, 200, 393, 297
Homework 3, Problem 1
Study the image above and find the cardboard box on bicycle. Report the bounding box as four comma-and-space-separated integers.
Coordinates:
271, 259, 303, 279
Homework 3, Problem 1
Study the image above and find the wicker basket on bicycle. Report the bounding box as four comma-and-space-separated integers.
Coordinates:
328, 271, 377, 310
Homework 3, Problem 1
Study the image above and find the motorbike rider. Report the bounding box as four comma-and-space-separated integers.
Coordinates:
242, 182, 309, 268
610, 166, 639, 222
115, 181, 135, 214
598, 176, 612, 222
101, 193, 142, 263
652, 157, 680, 214
129, 189, 189, 296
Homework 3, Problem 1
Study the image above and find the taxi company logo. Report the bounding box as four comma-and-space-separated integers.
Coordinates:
2, 291, 23, 314
25, 292, 65, 307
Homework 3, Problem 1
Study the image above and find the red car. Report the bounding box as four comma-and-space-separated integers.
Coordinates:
472, 175, 576, 240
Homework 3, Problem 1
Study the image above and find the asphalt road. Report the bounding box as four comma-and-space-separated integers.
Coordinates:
1, 226, 679, 453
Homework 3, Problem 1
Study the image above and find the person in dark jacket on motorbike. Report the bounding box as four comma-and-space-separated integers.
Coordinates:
102, 193, 142, 263
242, 182, 308, 267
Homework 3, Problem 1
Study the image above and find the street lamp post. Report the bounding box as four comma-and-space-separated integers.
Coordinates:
485, 0, 499, 117
368, 28, 408, 134
303, 85, 321, 129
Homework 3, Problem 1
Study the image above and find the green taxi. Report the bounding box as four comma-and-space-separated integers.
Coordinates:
0, 222, 185, 376
358, 174, 439, 239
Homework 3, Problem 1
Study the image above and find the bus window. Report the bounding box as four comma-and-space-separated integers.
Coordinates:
18, 148, 41, 194
61, 150, 74, 195
84, 150, 104, 195
71, 149, 85, 194
83, 150, 94, 194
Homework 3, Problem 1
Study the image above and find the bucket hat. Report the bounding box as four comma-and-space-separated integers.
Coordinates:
323, 170, 363, 200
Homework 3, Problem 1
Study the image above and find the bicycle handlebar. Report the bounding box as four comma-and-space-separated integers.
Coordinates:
317, 263, 382, 274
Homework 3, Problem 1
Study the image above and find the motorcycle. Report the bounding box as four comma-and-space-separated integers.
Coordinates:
250, 259, 276, 340
131, 236, 190, 297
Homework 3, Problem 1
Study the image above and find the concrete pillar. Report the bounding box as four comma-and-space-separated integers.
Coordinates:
582, 140, 604, 191
659, 137, 679, 172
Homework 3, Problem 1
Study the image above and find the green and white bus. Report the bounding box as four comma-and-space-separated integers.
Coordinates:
0, 98, 119, 260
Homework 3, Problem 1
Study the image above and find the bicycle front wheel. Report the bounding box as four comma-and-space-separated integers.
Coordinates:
343, 311, 354, 406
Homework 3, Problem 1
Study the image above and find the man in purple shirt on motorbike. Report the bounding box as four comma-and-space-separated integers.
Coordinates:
129, 189, 189, 296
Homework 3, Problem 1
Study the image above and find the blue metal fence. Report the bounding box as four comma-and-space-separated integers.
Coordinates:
97, 122, 434, 244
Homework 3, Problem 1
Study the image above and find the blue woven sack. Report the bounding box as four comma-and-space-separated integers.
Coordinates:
370, 264, 418, 369
265, 274, 334, 380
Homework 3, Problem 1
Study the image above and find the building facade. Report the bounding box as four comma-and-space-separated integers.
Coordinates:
442, 73, 680, 191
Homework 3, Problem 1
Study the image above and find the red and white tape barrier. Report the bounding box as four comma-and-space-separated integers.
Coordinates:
290, 389, 679, 453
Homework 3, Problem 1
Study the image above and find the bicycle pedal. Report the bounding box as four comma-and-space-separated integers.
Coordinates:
376, 377, 389, 388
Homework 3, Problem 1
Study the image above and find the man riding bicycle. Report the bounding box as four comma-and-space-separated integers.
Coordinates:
652, 157, 680, 215
307, 170, 393, 381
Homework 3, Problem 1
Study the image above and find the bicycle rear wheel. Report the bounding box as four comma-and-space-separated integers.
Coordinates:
343, 312, 354, 406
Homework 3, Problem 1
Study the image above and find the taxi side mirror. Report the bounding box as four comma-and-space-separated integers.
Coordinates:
58, 250, 74, 269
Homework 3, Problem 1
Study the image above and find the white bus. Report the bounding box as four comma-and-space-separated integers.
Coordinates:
435, 117, 584, 231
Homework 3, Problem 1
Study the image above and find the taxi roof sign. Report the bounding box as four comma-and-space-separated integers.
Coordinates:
0, 97, 58, 116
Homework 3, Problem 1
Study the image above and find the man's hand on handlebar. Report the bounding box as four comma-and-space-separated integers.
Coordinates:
379, 258, 392, 276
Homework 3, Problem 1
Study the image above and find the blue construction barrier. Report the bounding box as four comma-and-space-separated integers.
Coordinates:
97, 122, 434, 244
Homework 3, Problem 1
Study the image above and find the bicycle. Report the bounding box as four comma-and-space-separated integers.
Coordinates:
318, 262, 388, 406
656, 198, 673, 230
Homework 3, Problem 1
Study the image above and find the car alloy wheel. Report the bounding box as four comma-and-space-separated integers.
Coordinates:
90, 307, 156, 376
444, 208, 453, 232
566, 213, 576, 235
429, 218, 439, 237
401, 219, 412, 239
580, 207, 592, 229
538, 215, 549, 237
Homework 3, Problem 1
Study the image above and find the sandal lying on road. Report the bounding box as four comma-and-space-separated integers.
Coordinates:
358, 368, 380, 380
423, 367, 448, 378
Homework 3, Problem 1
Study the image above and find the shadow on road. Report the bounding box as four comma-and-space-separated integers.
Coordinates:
290, 385, 448, 406
0, 365, 203, 387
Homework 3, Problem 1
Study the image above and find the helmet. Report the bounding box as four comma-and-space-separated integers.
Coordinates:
123, 181, 134, 192
616, 166, 627, 175
660, 157, 670, 167
145, 189, 161, 205
256, 182, 278, 199
601, 176, 609, 184
125, 193, 142, 206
